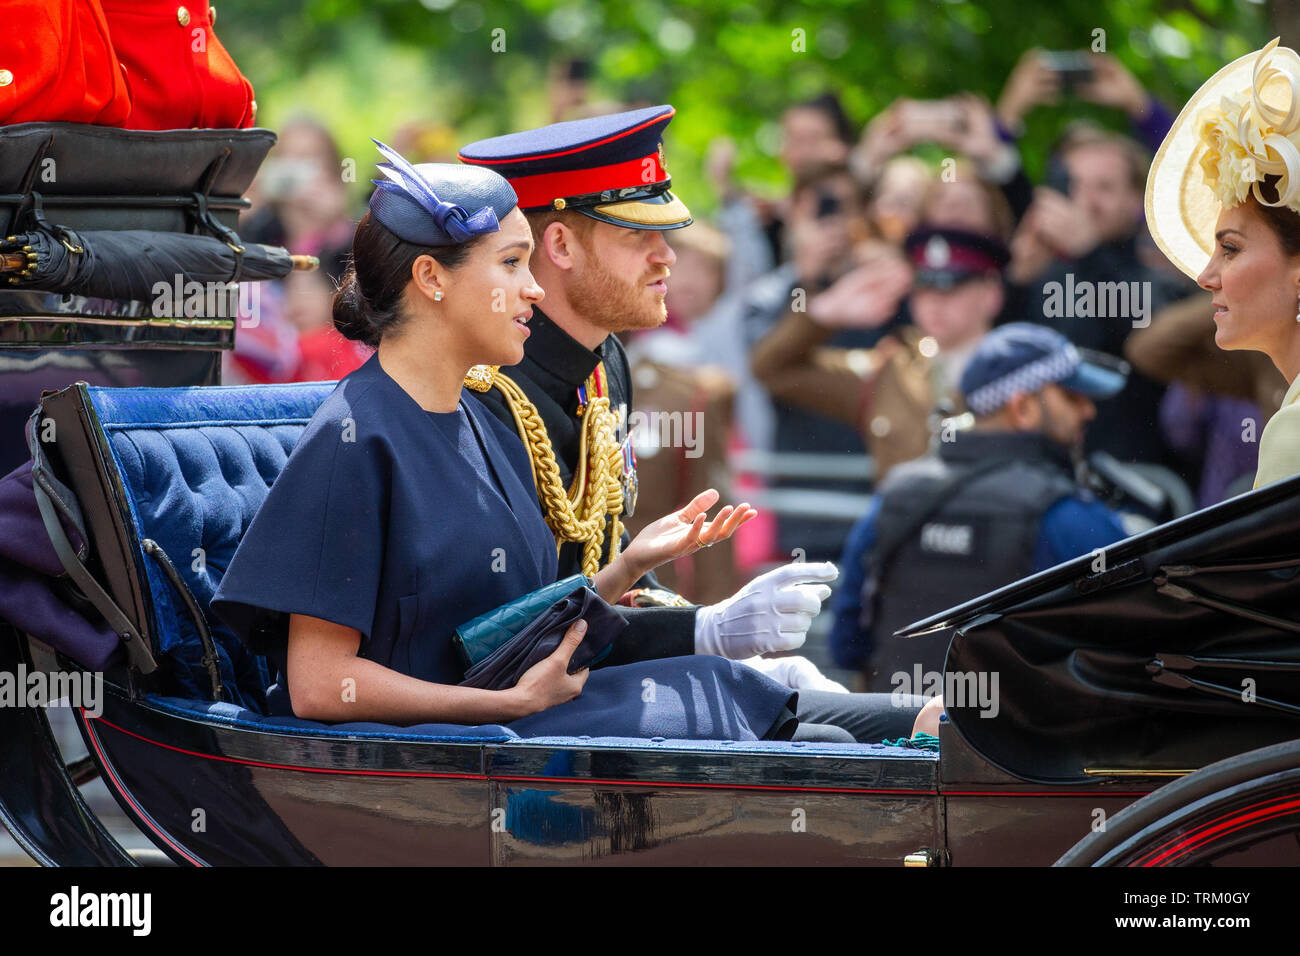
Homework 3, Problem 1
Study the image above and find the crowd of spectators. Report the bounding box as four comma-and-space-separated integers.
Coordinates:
655, 49, 1273, 568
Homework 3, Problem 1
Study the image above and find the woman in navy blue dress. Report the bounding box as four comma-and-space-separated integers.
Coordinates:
212, 145, 796, 740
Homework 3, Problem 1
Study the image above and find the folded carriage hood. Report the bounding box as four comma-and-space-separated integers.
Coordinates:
899, 472, 1300, 784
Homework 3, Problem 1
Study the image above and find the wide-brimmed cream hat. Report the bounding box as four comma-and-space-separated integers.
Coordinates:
1147, 37, 1300, 280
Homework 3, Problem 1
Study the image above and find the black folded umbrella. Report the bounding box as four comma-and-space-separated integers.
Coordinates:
1, 228, 315, 301
459, 587, 626, 691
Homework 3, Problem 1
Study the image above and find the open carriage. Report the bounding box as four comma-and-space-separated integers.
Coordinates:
3, 123, 1300, 867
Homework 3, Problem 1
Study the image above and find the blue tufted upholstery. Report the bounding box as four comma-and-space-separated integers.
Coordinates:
87, 382, 336, 711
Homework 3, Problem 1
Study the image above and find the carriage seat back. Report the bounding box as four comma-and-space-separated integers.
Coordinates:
79, 380, 335, 711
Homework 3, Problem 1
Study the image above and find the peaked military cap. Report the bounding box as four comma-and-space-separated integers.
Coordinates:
458, 105, 692, 230
904, 227, 1009, 289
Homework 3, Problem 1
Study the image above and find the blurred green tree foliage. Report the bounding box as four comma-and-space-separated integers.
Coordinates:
215, 0, 1276, 213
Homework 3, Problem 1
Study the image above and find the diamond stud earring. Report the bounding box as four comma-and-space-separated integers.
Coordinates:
434, 291, 444, 302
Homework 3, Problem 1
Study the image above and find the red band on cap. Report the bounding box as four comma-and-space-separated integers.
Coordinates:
910, 245, 1000, 273
508, 153, 667, 209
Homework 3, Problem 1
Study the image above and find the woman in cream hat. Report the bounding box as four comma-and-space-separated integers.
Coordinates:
1148, 37, 1300, 487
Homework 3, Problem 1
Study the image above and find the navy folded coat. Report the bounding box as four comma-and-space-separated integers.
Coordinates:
0, 460, 120, 670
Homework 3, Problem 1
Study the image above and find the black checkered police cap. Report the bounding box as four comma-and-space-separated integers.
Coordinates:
458, 105, 692, 231
960, 322, 1128, 416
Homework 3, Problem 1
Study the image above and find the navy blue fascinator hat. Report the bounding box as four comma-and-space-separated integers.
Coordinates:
368, 140, 518, 246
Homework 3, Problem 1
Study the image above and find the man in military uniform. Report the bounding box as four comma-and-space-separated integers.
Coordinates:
458, 108, 928, 742
458, 106, 713, 660
751, 226, 1010, 480
829, 323, 1138, 692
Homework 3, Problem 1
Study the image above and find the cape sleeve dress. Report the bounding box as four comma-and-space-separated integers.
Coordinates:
212, 351, 796, 741
1254, 374, 1300, 489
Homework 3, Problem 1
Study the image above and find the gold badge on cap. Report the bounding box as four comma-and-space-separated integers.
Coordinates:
658, 143, 667, 175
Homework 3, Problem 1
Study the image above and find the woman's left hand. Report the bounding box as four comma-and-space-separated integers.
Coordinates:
622, 489, 757, 578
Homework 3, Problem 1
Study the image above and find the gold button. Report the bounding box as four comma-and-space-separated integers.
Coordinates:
210, 5, 217, 25
177, 6, 190, 26
0, 70, 12, 87
249, 99, 257, 121
552, 198, 566, 210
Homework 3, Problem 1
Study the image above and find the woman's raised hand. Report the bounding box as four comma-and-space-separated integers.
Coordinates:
511, 619, 591, 716
622, 489, 757, 577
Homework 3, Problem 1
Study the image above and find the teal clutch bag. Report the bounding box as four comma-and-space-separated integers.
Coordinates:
452, 574, 591, 668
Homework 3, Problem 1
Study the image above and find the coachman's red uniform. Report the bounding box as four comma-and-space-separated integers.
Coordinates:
0, 0, 131, 126
101, 0, 256, 129
1, 0, 255, 129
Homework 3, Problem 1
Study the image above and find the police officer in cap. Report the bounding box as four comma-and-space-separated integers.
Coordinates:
831, 322, 1141, 692
460, 107, 929, 742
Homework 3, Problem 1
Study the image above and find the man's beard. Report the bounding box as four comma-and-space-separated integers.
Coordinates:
568, 247, 668, 334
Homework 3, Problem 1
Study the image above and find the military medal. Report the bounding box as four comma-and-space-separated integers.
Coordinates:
576, 363, 605, 417
619, 431, 639, 517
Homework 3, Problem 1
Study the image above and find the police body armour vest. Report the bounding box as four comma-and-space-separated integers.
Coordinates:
862, 431, 1078, 693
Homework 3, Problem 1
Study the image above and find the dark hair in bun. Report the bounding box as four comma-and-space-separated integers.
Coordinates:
332, 211, 482, 348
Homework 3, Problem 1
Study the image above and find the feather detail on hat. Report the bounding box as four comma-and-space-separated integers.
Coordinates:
1194, 38, 1300, 212
370, 139, 500, 242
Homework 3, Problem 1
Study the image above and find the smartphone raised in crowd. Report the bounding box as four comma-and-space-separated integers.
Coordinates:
1040, 50, 1094, 92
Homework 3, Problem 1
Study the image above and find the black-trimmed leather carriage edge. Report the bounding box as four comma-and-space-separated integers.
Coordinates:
31, 383, 161, 680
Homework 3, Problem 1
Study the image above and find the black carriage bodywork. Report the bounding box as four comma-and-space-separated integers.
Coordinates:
7, 621, 1168, 867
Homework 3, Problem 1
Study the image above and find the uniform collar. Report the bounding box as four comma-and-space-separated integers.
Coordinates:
523, 307, 606, 387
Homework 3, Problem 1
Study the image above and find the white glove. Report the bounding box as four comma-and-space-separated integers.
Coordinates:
738, 654, 850, 693
694, 561, 838, 660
